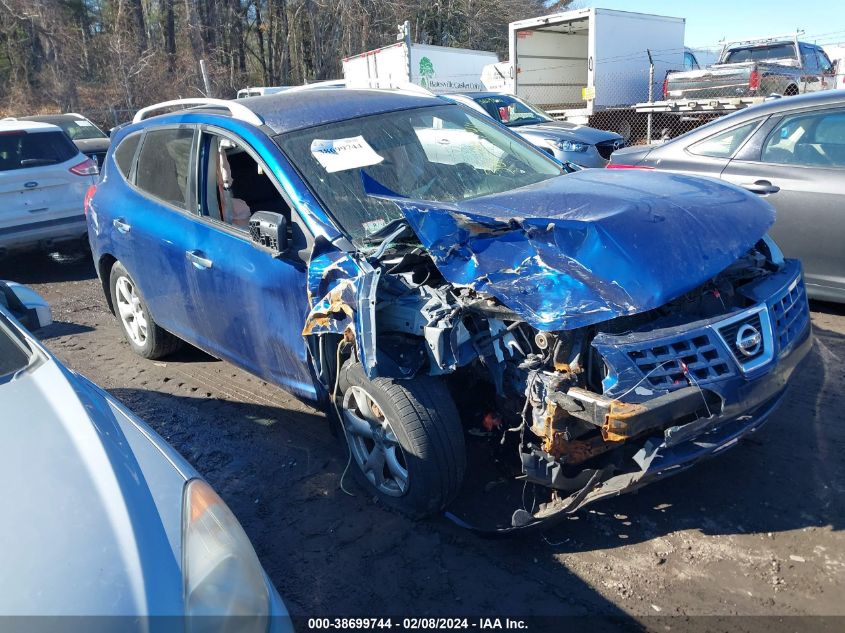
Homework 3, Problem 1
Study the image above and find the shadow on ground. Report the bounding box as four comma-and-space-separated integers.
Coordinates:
106, 315, 843, 625
107, 387, 642, 627
0, 251, 97, 284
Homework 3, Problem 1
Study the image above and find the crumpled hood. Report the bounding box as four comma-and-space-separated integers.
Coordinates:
513, 121, 622, 145
0, 358, 185, 615
395, 169, 775, 330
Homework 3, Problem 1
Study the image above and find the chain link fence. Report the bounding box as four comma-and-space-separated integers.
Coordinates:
519, 65, 845, 146
518, 67, 739, 146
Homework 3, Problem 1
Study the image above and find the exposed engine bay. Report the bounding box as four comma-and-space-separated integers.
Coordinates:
304, 224, 806, 533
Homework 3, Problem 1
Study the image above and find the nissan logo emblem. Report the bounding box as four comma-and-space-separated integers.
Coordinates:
736, 324, 762, 357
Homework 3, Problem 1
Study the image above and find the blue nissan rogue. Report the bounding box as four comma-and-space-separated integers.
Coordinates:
87, 90, 811, 533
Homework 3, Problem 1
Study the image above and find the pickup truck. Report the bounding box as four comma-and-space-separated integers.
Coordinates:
664, 37, 836, 100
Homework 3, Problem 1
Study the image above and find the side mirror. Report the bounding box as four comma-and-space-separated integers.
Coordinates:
0, 281, 52, 331
249, 211, 288, 254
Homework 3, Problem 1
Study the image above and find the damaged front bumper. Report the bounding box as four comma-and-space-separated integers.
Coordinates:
451, 262, 813, 536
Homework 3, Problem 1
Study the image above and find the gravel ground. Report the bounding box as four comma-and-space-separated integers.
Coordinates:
4, 251, 844, 631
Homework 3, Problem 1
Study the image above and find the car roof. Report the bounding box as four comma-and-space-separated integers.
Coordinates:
729, 89, 845, 120
0, 119, 63, 133
238, 88, 443, 134
19, 113, 87, 123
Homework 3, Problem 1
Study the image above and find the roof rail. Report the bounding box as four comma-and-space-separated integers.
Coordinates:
721, 31, 804, 48
285, 80, 347, 93
132, 98, 264, 126
286, 79, 435, 98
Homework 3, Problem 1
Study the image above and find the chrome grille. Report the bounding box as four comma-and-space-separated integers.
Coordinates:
627, 333, 734, 389
596, 139, 623, 160
771, 277, 809, 353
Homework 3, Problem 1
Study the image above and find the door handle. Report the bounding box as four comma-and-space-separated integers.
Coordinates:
112, 218, 131, 233
741, 180, 780, 195
186, 250, 213, 270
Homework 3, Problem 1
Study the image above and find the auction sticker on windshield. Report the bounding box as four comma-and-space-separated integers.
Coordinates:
310, 136, 384, 173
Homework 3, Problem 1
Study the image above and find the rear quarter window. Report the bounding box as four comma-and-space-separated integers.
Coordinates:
688, 120, 760, 158
0, 314, 32, 379
134, 128, 194, 209
0, 131, 77, 172
113, 132, 142, 179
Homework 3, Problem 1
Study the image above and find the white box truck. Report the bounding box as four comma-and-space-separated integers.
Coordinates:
343, 23, 497, 94
508, 8, 686, 125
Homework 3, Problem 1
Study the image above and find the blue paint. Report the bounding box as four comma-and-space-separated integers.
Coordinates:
387, 169, 775, 330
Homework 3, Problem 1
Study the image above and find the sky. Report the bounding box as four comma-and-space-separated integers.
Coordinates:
580, 0, 842, 49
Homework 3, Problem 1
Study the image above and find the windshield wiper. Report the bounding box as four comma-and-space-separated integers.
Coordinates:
20, 158, 58, 167
361, 217, 411, 244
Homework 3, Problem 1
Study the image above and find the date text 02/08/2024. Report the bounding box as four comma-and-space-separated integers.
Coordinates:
306, 618, 529, 630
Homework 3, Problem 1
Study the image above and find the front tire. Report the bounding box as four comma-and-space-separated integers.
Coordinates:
338, 361, 466, 517
109, 261, 182, 359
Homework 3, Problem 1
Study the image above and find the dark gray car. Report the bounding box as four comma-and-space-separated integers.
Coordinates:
18, 113, 110, 169
449, 92, 625, 167
610, 90, 845, 303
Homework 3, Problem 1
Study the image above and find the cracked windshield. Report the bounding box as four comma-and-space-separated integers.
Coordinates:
276, 105, 561, 244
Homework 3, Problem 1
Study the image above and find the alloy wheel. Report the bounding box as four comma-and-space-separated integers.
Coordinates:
115, 276, 148, 347
341, 385, 409, 497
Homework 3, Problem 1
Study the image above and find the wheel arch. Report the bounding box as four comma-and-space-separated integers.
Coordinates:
98, 253, 118, 314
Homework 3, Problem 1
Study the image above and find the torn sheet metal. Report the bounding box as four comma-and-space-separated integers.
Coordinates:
301, 241, 383, 380
382, 169, 775, 331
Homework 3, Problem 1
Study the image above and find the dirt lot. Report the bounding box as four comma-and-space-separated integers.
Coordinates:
5, 252, 844, 631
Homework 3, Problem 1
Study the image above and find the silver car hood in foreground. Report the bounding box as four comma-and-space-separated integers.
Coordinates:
0, 355, 188, 615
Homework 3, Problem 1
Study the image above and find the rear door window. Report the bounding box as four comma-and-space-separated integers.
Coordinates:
762, 108, 845, 168
0, 131, 77, 172
135, 128, 195, 209
688, 121, 760, 158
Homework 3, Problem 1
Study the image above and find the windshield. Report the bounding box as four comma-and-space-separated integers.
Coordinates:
471, 95, 552, 127
0, 314, 32, 379
28, 116, 107, 141
276, 104, 562, 245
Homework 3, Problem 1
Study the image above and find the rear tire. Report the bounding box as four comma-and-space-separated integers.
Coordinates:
109, 261, 182, 359
338, 361, 466, 518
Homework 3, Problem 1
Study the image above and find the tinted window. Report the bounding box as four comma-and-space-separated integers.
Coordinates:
0, 315, 31, 378
135, 128, 194, 208
762, 108, 845, 168
114, 132, 141, 179
724, 44, 796, 63
688, 121, 759, 158
801, 45, 820, 72
817, 50, 834, 74
0, 131, 77, 171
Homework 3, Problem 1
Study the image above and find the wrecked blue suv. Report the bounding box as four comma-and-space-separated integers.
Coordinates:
87, 91, 811, 533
